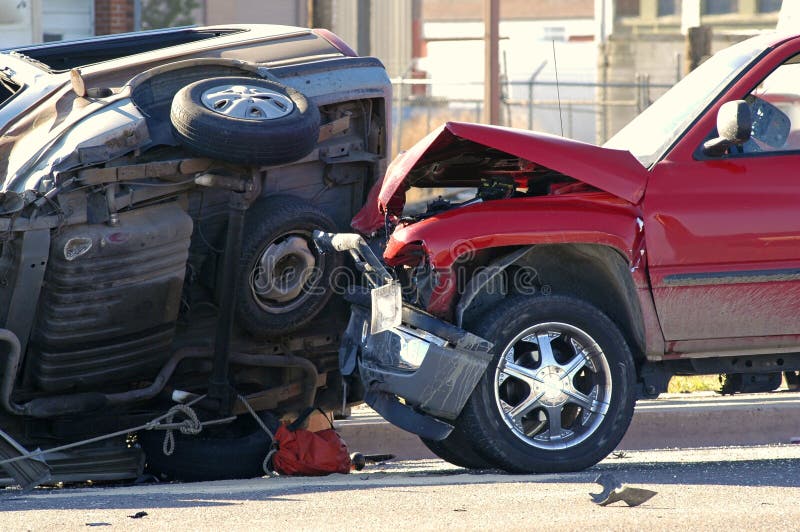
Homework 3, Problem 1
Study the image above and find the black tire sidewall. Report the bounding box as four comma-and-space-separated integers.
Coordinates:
420, 423, 494, 469
235, 195, 341, 337
170, 76, 320, 166
463, 294, 636, 473
139, 413, 278, 481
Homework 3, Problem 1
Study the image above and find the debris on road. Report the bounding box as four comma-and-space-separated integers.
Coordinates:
590, 473, 657, 507
350, 452, 366, 471
363, 454, 395, 464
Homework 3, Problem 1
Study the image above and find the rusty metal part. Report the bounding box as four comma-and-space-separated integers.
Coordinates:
590, 473, 657, 507
317, 112, 351, 142
229, 352, 320, 410
229, 372, 327, 415
76, 158, 214, 186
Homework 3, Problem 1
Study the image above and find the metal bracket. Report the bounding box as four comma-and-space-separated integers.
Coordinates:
5, 229, 49, 361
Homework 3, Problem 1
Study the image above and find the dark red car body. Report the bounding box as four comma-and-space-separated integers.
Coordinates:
358, 31, 800, 366
317, 30, 800, 474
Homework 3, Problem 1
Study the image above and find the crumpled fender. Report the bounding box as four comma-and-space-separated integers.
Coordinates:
352, 122, 648, 234
385, 193, 644, 318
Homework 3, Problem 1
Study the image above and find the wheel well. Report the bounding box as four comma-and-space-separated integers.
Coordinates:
460, 244, 646, 360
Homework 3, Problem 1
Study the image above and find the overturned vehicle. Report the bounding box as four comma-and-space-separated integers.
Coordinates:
318, 31, 800, 473
0, 25, 390, 487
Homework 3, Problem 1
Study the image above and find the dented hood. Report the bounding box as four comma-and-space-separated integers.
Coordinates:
352, 122, 648, 234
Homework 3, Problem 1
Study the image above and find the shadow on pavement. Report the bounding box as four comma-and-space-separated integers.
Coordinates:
2, 451, 799, 513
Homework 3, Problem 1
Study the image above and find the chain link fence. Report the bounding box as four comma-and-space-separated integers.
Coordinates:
390, 77, 674, 158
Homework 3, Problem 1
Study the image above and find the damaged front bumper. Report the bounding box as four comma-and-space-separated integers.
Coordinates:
313, 231, 493, 440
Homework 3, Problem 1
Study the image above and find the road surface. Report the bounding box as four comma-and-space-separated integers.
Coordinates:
2, 444, 800, 530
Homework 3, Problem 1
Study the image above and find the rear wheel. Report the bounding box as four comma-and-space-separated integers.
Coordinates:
460, 295, 636, 474
236, 195, 341, 337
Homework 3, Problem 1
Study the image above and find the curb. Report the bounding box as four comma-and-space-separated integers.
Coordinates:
336, 392, 800, 460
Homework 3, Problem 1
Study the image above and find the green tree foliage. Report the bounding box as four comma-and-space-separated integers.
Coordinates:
141, 0, 200, 30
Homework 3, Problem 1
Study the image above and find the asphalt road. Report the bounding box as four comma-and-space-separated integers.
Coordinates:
3, 444, 800, 531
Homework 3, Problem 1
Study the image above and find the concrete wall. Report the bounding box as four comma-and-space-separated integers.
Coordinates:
599, 30, 749, 140
205, 0, 308, 26
333, 0, 411, 78
370, 0, 411, 77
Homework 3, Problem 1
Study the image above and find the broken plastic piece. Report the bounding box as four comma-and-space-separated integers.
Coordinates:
590, 473, 657, 507
0, 428, 51, 491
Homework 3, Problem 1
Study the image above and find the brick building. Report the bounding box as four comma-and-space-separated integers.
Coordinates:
95, 0, 136, 35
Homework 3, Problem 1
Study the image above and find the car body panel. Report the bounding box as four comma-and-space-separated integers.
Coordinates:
384, 192, 644, 318
645, 36, 800, 351
352, 122, 648, 234
0, 25, 355, 194
0, 24, 394, 487
319, 30, 800, 455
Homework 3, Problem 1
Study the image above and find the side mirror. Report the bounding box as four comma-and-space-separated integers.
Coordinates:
703, 100, 752, 156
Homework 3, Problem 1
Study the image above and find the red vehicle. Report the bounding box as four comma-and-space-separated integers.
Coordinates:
315, 30, 800, 473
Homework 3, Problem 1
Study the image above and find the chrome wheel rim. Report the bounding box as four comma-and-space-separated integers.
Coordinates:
250, 231, 323, 314
493, 322, 612, 450
201, 84, 294, 120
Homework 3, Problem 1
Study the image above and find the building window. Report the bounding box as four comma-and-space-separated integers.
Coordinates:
542, 26, 566, 42
658, 0, 679, 16
703, 0, 738, 14
757, 0, 782, 13
616, 0, 640, 17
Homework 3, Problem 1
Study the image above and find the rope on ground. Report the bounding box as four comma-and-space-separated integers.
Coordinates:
237, 394, 279, 477
0, 394, 239, 470
161, 403, 203, 456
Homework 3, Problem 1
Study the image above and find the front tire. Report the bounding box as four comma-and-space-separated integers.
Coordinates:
461, 295, 636, 473
420, 424, 494, 469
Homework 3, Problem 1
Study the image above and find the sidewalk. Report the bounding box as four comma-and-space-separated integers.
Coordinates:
336, 391, 800, 459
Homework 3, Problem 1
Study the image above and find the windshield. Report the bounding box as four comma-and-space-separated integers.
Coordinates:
604, 37, 768, 167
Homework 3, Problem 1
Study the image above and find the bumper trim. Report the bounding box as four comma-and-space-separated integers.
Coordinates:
365, 391, 453, 441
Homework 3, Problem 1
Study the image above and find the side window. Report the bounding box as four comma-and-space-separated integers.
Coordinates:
740, 54, 800, 154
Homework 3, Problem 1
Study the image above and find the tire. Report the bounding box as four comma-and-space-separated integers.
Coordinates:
460, 294, 636, 474
420, 425, 494, 469
785, 371, 800, 391
236, 195, 341, 337
170, 76, 320, 166
139, 412, 279, 482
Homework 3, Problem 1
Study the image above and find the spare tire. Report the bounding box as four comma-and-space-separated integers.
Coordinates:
170, 76, 320, 166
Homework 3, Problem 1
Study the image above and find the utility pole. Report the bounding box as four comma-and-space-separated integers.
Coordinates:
684, 25, 712, 74
310, 0, 334, 29
484, 0, 500, 125
681, 0, 710, 74
357, 0, 371, 56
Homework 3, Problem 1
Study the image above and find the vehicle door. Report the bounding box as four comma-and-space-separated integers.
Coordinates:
645, 39, 800, 353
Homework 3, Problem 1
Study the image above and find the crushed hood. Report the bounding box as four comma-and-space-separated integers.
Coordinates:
352, 122, 648, 234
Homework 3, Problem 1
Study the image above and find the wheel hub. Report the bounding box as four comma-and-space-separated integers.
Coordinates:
201, 84, 294, 121
493, 322, 612, 450
536, 366, 568, 407
252, 236, 316, 305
